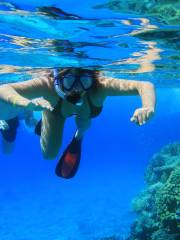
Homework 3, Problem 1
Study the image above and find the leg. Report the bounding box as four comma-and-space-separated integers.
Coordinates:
24, 110, 38, 128
55, 115, 89, 179
1, 138, 15, 154
0, 117, 19, 154
40, 110, 65, 160
75, 116, 91, 139
1, 117, 19, 142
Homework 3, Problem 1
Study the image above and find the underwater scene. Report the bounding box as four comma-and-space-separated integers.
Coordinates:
0, 0, 179, 239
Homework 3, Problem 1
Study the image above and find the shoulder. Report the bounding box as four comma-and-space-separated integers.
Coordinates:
29, 69, 54, 88
9, 69, 58, 101
95, 71, 122, 92
93, 71, 119, 96
10, 70, 54, 90
95, 71, 146, 96
87, 72, 107, 106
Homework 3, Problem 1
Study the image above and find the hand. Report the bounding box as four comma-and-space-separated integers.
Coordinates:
130, 107, 154, 126
27, 98, 54, 111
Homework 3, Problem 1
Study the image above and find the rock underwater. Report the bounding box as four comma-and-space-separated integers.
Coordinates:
94, 0, 180, 25
126, 142, 180, 240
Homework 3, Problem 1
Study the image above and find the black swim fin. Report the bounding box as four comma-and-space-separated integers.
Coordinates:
55, 134, 82, 179
1, 117, 19, 142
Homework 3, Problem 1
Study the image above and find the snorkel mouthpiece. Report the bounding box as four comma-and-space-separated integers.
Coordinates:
66, 92, 83, 106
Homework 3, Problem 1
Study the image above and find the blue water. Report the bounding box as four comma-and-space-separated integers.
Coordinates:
0, 1, 179, 239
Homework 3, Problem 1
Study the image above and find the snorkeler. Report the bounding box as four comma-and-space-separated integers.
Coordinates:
0, 110, 38, 154
0, 68, 155, 178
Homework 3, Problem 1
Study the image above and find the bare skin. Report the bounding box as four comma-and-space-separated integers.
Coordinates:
0, 70, 156, 159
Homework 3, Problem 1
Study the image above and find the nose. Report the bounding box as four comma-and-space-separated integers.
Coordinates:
74, 80, 81, 88
72, 82, 83, 92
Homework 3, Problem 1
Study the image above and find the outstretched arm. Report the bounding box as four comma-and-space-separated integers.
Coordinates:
100, 77, 156, 125
0, 78, 54, 111
0, 84, 32, 107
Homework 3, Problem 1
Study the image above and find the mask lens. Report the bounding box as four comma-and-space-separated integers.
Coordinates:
62, 74, 76, 90
80, 74, 93, 90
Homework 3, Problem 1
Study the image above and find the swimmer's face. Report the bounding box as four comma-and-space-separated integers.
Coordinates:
63, 80, 85, 102
62, 68, 94, 96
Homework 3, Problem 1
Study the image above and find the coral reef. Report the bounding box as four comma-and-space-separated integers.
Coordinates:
145, 142, 180, 185
155, 168, 180, 233
94, 0, 180, 25
127, 142, 180, 240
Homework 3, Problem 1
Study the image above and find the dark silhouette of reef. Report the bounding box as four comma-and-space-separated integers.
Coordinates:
94, 0, 180, 25
127, 142, 180, 240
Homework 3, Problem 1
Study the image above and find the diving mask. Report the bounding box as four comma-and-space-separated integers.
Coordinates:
54, 69, 94, 106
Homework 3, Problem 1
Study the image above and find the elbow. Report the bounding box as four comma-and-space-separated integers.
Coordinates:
139, 81, 155, 95
142, 81, 155, 89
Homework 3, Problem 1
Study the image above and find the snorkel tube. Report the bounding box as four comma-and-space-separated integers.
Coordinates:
53, 69, 83, 106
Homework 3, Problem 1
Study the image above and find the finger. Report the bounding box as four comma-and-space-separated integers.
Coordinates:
32, 99, 40, 106
131, 115, 138, 124
142, 112, 147, 124
40, 100, 53, 110
140, 111, 147, 125
130, 115, 136, 122
33, 99, 53, 111
33, 98, 46, 105
33, 101, 39, 106
36, 99, 45, 105
137, 112, 143, 125
143, 110, 148, 122
42, 104, 53, 111
32, 100, 47, 110
130, 116, 135, 122
43, 102, 53, 110
45, 106, 53, 111
147, 110, 154, 119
